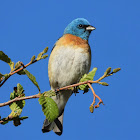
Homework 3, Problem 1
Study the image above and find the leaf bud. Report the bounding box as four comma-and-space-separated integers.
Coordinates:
113, 68, 121, 73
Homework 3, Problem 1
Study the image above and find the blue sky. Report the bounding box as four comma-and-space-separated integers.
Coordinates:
0, 0, 140, 140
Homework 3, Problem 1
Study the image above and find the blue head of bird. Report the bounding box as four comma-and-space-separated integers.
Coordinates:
64, 18, 95, 40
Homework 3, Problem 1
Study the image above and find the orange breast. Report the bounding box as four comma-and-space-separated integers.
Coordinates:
55, 34, 90, 53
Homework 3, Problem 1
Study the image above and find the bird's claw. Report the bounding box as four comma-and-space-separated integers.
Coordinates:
55, 88, 60, 99
55, 88, 59, 95
72, 86, 79, 96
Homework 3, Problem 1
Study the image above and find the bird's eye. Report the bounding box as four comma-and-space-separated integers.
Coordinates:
78, 24, 83, 28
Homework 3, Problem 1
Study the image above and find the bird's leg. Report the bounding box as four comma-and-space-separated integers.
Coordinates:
55, 88, 60, 99
55, 88, 59, 94
72, 86, 79, 96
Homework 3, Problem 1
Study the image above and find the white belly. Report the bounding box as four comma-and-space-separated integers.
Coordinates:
49, 46, 91, 89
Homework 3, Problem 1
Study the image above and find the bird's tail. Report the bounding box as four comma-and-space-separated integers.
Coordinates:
42, 90, 72, 135
42, 111, 64, 136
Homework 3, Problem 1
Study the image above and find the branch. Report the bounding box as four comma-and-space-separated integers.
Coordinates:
0, 66, 116, 107
0, 116, 13, 124
0, 67, 121, 125
0, 79, 104, 108
0, 93, 40, 107
88, 83, 104, 111
0, 67, 121, 108
0, 115, 28, 125
0, 47, 48, 87
0, 60, 37, 87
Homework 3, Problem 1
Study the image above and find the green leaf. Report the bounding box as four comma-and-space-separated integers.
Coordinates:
39, 95, 59, 123
1, 116, 28, 126
20, 116, 28, 120
24, 70, 40, 91
9, 83, 25, 117
80, 67, 97, 82
1, 110, 28, 126
43, 90, 56, 97
10, 84, 25, 100
17, 69, 41, 91
9, 108, 22, 118
0, 51, 14, 71
17, 83, 24, 96
10, 90, 16, 100
79, 67, 97, 92
17, 69, 26, 75
0, 51, 11, 63
9, 61, 14, 72
13, 118, 21, 126
4, 74, 10, 80
13, 116, 28, 126
1, 120, 9, 125
15, 61, 22, 70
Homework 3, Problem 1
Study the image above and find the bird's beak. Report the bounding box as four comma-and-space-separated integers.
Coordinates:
86, 25, 96, 31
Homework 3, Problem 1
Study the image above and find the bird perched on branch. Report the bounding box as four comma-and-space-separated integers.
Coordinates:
42, 18, 95, 135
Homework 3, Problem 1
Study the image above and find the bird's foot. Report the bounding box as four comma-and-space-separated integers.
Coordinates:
72, 86, 79, 96
55, 88, 60, 95
55, 88, 60, 99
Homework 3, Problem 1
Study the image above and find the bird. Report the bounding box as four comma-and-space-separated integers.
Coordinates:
42, 18, 95, 135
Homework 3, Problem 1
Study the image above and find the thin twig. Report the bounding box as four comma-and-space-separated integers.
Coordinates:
88, 83, 103, 103
57, 80, 98, 91
0, 60, 37, 87
0, 116, 13, 124
0, 94, 40, 107
87, 83, 104, 108
0, 76, 108, 108
0, 76, 11, 87
0, 80, 102, 107
88, 83, 96, 106
0, 72, 108, 107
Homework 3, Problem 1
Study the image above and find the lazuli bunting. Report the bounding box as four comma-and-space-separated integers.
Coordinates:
42, 18, 95, 135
